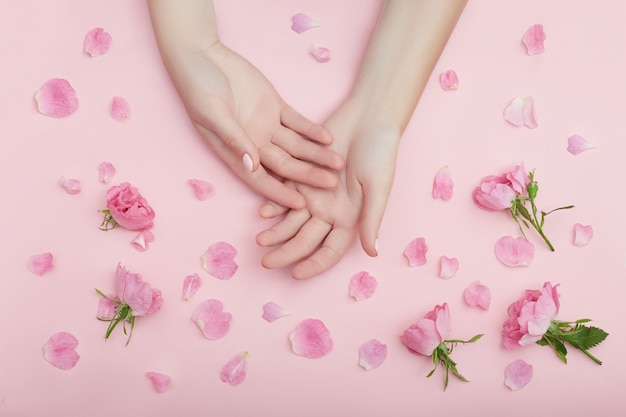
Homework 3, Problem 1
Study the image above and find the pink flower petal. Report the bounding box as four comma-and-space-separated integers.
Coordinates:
83, 27, 112, 57
42, 331, 80, 371
146, 372, 172, 394
188, 179, 214, 200
573, 223, 593, 247
144, 288, 164, 316
111, 96, 130, 122
201, 242, 238, 280
438, 256, 459, 279
358, 339, 388, 371
220, 351, 249, 386
35, 78, 79, 118
403, 237, 428, 267
114, 263, 154, 316
348, 271, 378, 301
182, 273, 202, 301
439, 70, 459, 90
130, 230, 155, 252
289, 319, 333, 359
494, 236, 535, 267
191, 299, 232, 340
522, 24, 546, 55
58, 177, 81, 194
262, 301, 291, 323
98, 161, 116, 184
28, 252, 54, 276
291, 13, 320, 34
463, 281, 491, 310
96, 294, 119, 320
567, 134, 595, 155
432, 165, 454, 201
504, 359, 533, 391
308, 45, 330, 63
503, 96, 537, 129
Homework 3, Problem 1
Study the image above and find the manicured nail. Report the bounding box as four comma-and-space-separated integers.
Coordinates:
374, 239, 379, 255
243, 153, 253, 172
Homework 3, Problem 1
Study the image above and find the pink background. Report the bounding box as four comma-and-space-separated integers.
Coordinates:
1, 1, 625, 416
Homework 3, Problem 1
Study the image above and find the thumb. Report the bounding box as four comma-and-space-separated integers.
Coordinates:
359, 174, 394, 257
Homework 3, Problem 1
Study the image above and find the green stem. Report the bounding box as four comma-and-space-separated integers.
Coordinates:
530, 201, 555, 251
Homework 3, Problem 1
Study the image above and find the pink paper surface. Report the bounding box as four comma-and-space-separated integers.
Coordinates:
1, 1, 624, 416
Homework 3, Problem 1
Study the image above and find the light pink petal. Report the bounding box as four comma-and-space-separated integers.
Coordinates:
111, 96, 130, 122
42, 331, 80, 371
188, 179, 214, 201
182, 273, 202, 301
146, 372, 172, 394
439, 256, 459, 280
522, 24, 546, 56
114, 263, 154, 316
358, 339, 388, 371
289, 319, 333, 359
96, 294, 119, 320
220, 352, 249, 386
494, 236, 535, 267
262, 301, 291, 323
504, 359, 533, 391
35, 78, 78, 118
130, 230, 155, 252
58, 176, 81, 194
83, 27, 112, 57
463, 281, 491, 310
567, 134, 595, 155
573, 223, 593, 247
191, 299, 232, 340
291, 13, 320, 34
201, 242, 238, 280
308, 45, 330, 63
403, 237, 428, 267
28, 252, 54, 276
98, 161, 116, 184
432, 165, 454, 201
439, 70, 459, 90
144, 288, 164, 316
348, 271, 378, 301
504, 96, 537, 129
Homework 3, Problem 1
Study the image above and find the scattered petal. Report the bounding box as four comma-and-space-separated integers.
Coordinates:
439, 256, 459, 279
191, 299, 232, 340
34, 78, 79, 118
98, 161, 116, 184
522, 24, 546, 56
567, 134, 595, 155
504, 359, 533, 391
188, 179, 214, 200
494, 236, 535, 267
308, 45, 330, 63
262, 302, 291, 323
131, 230, 155, 252
573, 223, 593, 247
146, 372, 172, 394
83, 27, 112, 57
42, 331, 80, 371
439, 70, 459, 90
348, 271, 378, 301
182, 273, 202, 301
403, 237, 428, 267
358, 339, 388, 371
201, 242, 238, 280
289, 319, 333, 359
463, 281, 491, 310
291, 13, 320, 34
220, 352, 249, 386
58, 177, 81, 194
503, 96, 537, 129
111, 96, 130, 122
96, 294, 119, 320
28, 252, 54, 276
432, 166, 454, 200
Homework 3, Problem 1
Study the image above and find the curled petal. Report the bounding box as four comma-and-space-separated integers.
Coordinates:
358, 339, 388, 371
111, 96, 130, 122
191, 299, 232, 340
42, 331, 80, 371
463, 281, 491, 310
131, 230, 155, 252
494, 236, 534, 267
114, 263, 154, 316
504, 359, 533, 391
182, 273, 202, 301
289, 319, 333, 359
98, 161, 116, 184
35, 78, 78, 118
144, 288, 164, 316
201, 242, 238, 280
504, 96, 537, 128
432, 166, 454, 201
308, 45, 330, 63
220, 352, 249, 386
439, 70, 459, 90
573, 223, 593, 247
291, 13, 320, 34
439, 256, 459, 280
188, 179, 214, 200
28, 252, 54, 276
83, 27, 112, 57
58, 177, 81, 194
567, 134, 595, 155
146, 372, 172, 394
348, 271, 378, 301
262, 301, 291, 323
96, 294, 119, 320
522, 24, 546, 55
403, 237, 428, 267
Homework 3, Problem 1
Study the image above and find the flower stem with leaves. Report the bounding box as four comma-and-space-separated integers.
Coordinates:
428, 334, 483, 391
536, 319, 608, 365
96, 289, 136, 346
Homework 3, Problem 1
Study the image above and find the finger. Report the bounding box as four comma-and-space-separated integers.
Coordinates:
256, 208, 311, 246
292, 227, 356, 279
359, 176, 395, 257
259, 144, 339, 189
272, 126, 345, 171
259, 200, 289, 219
281, 106, 333, 145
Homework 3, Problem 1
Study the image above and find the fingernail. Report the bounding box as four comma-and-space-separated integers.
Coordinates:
243, 153, 254, 172
374, 238, 379, 255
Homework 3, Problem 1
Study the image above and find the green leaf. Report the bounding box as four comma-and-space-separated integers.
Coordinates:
515, 200, 533, 223
560, 326, 609, 351
552, 338, 568, 363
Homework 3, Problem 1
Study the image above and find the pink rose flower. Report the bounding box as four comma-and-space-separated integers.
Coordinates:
105, 182, 155, 231
472, 175, 517, 211
504, 164, 531, 194
400, 303, 451, 356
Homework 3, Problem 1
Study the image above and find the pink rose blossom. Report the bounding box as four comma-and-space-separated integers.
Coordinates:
494, 236, 535, 267
106, 182, 155, 231
42, 331, 80, 371
262, 301, 291, 323
146, 372, 172, 394
114, 263, 161, 317
291, 13, 320, 34
400, 303, 451, 356
111, 96, 130, 122
439, 256, 459, 280
83, 27, 112, 57
201, 242, 238, 280
98, 161, 116, 184
188, 179, 214, 200
432, 165, 454, 200
503, 96, 537, 129
289, 319, 333, 359
567, 134, 595, 155
504, 163, 531, 194
404, 237, 428, 267
463, 281, 491, 310
182, 273, 202, 301
28, 252, 54, 276
439, 70, 459, 90
522, 24, 546, 55
58, 177, 81, 194
35, 78, 79, 118
573, 223, 593, 247
473, 175, 517, 211
358, 339, 388, 371
308, 45, 330, 63
192, 299, 232, 340
348, 271, 378, 301
504, 359, 533, 391
220, 352, 249, 386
